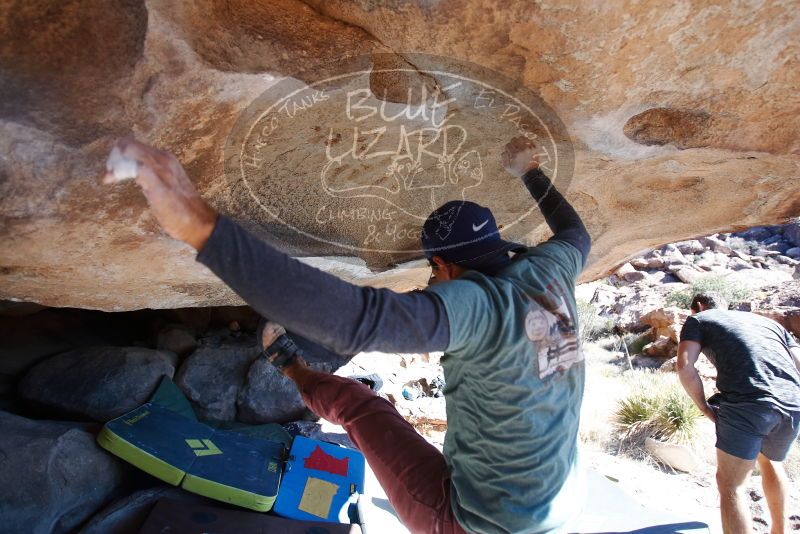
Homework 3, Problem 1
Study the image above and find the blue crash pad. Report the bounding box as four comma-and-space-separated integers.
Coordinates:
274, 435, 365, 523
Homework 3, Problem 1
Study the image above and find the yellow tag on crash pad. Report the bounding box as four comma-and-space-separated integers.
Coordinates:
298, 477, 340, 518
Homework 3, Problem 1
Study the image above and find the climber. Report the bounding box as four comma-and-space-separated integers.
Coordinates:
107, 135, 590, 533
677, 293, 800, 534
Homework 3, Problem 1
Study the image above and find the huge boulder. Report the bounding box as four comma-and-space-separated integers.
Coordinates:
640, 307, 690, 343
0, 411, 128, 534
745, 281, 800, 338
177, 333, 348, 423
174, 342, 258, 422
19, 347, 176, 421
784, 222, 800, 247
1, 1, 799, 310
237, 358, 334, 424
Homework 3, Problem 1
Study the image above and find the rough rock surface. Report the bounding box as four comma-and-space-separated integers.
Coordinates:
19, 347, 176, 421
747, 282, 800, 337
1, 1, 799, 310
591, 282, 683, 332
644, 436, 700, 473
641, 307, 689, 343
237, 358, 333, 424
0, 411, 128, 534
155, 324, 197, 359
79, 486, 213, 534
641, 336, 677, 359
174, 342, 258, 421
176, 333, 346, 423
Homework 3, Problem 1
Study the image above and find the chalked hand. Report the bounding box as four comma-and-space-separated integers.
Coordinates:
501, 136, 540, 178
102, 138, 218, 251
103, 146, 139, 183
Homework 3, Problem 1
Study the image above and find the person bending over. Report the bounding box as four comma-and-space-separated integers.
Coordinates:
677, 293, 800, 534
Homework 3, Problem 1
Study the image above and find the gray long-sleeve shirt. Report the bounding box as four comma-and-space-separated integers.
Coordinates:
196, 168, 589, 355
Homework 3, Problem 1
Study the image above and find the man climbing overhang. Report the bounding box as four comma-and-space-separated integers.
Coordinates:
106, 134, 591, 534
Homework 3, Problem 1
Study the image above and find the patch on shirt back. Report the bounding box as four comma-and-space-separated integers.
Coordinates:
525, 283, 583, 379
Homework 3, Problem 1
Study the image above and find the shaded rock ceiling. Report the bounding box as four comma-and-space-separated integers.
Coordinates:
1, 0, 798, 310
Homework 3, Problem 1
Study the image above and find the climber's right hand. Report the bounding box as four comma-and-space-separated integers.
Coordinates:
104, 138, 218, 251
501, 135, 541, 178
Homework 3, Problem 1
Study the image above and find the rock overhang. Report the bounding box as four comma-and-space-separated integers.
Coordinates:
0, 0, 798, 310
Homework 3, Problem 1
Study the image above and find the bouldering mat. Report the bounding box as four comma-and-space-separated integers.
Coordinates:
274, 435, 365, 523
139, 498, 361, 533
148, 375, 197, 421
149, 375, 293, 448
98, 402, 285, 512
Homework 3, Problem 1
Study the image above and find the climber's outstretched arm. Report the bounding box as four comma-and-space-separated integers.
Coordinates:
107, 138, 451, 355
502, 136, 591, 263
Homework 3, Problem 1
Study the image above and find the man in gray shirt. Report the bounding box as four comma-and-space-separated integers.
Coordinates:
677, 292, 800, 534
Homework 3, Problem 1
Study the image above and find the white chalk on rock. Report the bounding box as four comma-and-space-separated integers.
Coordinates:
105, 146, 138, 182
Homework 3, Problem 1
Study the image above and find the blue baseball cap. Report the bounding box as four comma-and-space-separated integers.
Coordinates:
421, 200, 526, 269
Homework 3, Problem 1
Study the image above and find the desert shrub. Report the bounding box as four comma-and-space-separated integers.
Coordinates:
666, 275, 753, 309
576, 299, 614, 345
601, 331, 650, 357
626, 332, 653, 355
616, 391, 659, 429
652, 388, 704, 444
614, 371, 703, 446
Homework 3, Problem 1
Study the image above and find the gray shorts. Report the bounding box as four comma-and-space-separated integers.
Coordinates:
714, 401, 800, 461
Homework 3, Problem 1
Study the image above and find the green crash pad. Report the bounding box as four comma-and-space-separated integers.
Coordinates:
147, 376, 293, 448
97, 378, 289, 512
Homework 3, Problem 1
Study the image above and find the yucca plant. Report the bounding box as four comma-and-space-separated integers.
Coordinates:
615, 391, 659, 428
614, 371, 703, 447
651, 388, 703, 445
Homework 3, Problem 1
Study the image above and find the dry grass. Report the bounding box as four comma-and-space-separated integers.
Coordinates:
580, 342, 629, 449
614, 371, 703, 448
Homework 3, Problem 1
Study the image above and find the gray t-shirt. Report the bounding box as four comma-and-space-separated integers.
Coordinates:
680, 310, 800, 414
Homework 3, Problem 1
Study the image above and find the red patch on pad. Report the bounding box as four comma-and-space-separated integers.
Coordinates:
303, 445, 349, 476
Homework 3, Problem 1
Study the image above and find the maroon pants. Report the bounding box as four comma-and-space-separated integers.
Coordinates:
295, 369, 467, 534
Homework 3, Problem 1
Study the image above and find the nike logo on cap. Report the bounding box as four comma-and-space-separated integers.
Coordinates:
472, 220, 489, 232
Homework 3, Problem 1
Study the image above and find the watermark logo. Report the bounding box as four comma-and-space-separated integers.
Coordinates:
225, 53, 573, 259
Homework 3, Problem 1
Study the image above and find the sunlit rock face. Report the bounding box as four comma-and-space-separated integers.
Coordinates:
1, 0, 798, 311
